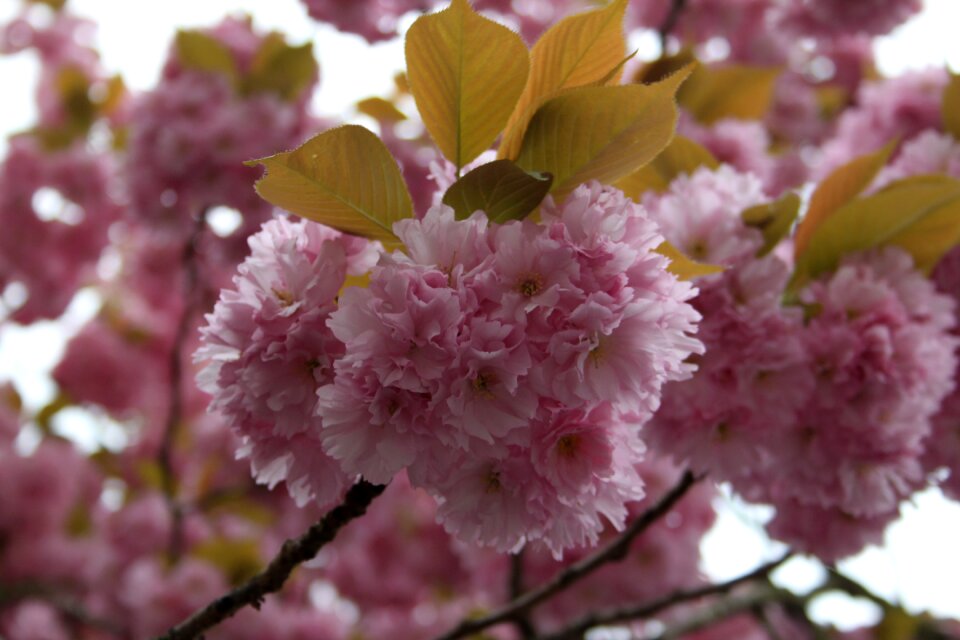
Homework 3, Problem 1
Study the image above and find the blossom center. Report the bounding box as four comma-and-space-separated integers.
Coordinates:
485, 469, 502, 494
516, 272, 544, 297
471, 371, 498, 398
556, 434, 580, 458
271, 287, 295, 307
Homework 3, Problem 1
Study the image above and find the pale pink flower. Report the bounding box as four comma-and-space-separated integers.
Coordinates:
320, 184, 701, 554
197, 217, 372, 507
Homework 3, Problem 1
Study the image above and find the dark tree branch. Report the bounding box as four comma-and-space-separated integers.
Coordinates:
433, 471, 699, 640
538, 551, 793, 640
157, 209, 208, 560
658, 0, 689, 50
509, 551, 537, 639
154, 480, 386, 640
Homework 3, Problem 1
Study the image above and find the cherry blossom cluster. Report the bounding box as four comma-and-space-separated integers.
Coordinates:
199, 182, 704, 556
645, 165, 959, 561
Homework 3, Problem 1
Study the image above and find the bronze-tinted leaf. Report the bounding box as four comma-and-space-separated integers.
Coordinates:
498, 0, 628, 160
405, 0, 529, 169
442, 159, 553, 222
515, 68, 691, 199
248, 125, 413, 247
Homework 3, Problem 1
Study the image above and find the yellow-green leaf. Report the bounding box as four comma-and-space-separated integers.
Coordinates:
442, 159, 553, 222
794, 141, 896, 258
174, 30, 239, 86
515, 67, 691, 199
499, 0, 627, 160
192, 538, 263, 585
357, 97, 408, 123
35, 392, 71, 435
248, 125, 413, 246
244, 35, 317, 100
742, 192, 801, 256
943, 71, 960, 140
27, 0, 66, 9
678, 63, 780, 124
615, 135, 718, 199
405, 0, 529, 170
66, 504, 93, 537
2, 385, 22, 413
655, 241, 725, 280
792, 175, 960, 290
875, 607, 920, 640
201, 492, 276, 527
632, 49, 697, 85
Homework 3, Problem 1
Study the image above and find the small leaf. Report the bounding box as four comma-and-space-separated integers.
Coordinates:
943, 71, 960, 140
678, 63, 780, 124
340, 272, 372, 298
442, 159, 553, 222
594, 49, 639, 88
499, 0, 628, 160
792, 175, 960, 290
35, 392, 72, 435
794, 142, 896, 258
192, 538, 263, 585
66, 504, 93, 537
27, 0, 66, 9
2, 385, 22, 413
201, 492, 276, 526
875, 607, 920, 640
174, 30, 239, 86
136, 460, 168, 492
515, 67, 691, 199
632, 49, 697, 85
244, 35, 317, 100
615, 135, 718, 199
405, 0, 530, 170
655, 241, 725, 280
742, 192, 801, 256
356, 97, 408, 123
248, 125, 413, 246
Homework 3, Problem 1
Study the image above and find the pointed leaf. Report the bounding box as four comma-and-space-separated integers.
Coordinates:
244, 35, 317, 100
632, 49, 697, 85
174, 30, 239, 86
943, 71, 960, 140
499, 0, 628, 160
678, 63, 780, 124
655, 241, 725, 280
615, 135, 718, 199
742, 192, 801, 256
442, 159, 553, 222
794, 141, 896, 257
405, 0, 529, 169
357, 97, 408, 123
249, 125, 413, 246
792, 175, 960, 290
515, 68, 691, 199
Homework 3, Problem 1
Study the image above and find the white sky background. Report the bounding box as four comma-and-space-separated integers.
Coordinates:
2, 0, 960, 631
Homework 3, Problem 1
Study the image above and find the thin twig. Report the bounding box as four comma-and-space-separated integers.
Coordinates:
752, 604, 785, 640
154, 480, 386, 640
539, 551, 793, 640
658, 0, 689, 50
157, 210, 208, 560
509, 551, 537, 639
433, 471, 699, 640
649, 583, 785, 640
0, 583, 126, 637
